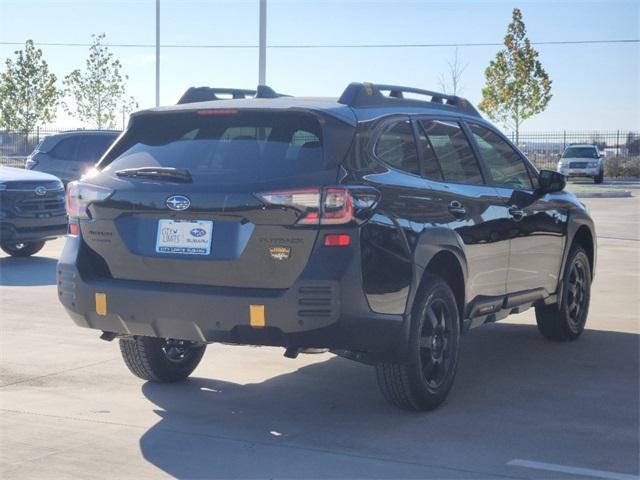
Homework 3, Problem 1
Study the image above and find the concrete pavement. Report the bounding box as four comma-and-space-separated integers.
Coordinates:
1, 196, 638, 479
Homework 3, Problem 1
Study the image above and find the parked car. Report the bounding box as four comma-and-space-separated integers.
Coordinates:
557, 144, 604, 184
57, 83, 596, 411
0, 166, 67, 257
26, 130, 120, 184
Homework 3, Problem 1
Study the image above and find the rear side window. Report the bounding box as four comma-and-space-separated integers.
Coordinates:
103, 112, 328, 185
374, 120, 420, 175
419, 120, 483, 185
77, 135, 118, 163
416, 122, 443, 181
468, 123, 533, 190
50, 137, 80, 160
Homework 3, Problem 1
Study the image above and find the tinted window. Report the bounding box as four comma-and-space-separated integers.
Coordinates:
562, 147, 599, 159
374, 120, 420, 175
50, 137, 80, 160
469, 123, 533, 190
416, 122, 444, 180
291, 130, 319, 146
104, 112, 326, 185
418, 120, 483, 185
77, 135, 118, 163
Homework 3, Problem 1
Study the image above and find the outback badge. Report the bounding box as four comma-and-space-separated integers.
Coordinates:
269, 246, 291, 260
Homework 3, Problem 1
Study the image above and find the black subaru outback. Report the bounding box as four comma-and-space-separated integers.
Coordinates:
58, 83, 596, 410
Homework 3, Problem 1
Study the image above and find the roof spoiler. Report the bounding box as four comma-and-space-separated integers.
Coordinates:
177, 85, 288, 104
337, 82, 480, 117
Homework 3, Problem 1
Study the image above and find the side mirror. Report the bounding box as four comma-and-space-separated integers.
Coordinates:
538, 169, 566, 194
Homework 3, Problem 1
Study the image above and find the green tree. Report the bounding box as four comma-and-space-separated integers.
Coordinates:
63, 33, 137, 129
0, 40, 60, 133
478, 8, 552, 144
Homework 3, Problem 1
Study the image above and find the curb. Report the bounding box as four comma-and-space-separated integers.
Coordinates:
574, 191, 632, 198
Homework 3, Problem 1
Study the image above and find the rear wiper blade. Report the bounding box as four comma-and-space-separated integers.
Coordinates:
115, 167, 192, 183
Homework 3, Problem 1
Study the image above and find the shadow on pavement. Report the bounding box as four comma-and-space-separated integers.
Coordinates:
0, 256, 57, 286
138, 323, 639, 478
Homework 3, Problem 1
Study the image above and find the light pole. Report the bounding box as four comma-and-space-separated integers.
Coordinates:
155, 0, 160, 107
258, 0, 266, 85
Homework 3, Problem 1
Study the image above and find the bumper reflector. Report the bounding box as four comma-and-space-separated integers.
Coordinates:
324, 233, 351, 247
250, 304, 265, 328
95, 293, 107, 316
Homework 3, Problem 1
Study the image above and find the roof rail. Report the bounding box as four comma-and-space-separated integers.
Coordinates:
177, 85, 287, 104
337, 82, 480, 117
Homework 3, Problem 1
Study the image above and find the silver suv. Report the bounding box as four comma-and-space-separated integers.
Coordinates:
557, 144, 604, 184
26, 130, 120, 185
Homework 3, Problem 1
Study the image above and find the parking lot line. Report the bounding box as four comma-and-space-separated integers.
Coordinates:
507, 459, 640, 480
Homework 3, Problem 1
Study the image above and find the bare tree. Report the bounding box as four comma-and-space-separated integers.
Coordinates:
438, 48, 467, 96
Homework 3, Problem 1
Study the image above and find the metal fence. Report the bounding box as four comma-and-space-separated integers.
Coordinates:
1, 128, 639, 175
0, 128, 73, 159
511, 130, 640, 171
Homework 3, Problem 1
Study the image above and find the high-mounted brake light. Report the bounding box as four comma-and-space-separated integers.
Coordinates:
196, 109, 239, 116
66, 181, 114, 219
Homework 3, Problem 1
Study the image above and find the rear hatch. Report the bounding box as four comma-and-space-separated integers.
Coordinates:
78, 108, 355, 289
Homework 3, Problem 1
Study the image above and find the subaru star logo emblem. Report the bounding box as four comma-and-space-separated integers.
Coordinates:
34, 186, 47, 196
166, 195, 190, 211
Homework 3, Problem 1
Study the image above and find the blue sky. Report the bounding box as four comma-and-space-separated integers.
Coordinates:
0, 0, 638, 131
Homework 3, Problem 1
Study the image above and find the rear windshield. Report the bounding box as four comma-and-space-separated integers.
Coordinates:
102, 111, 326, 184
562, 147, 599, 159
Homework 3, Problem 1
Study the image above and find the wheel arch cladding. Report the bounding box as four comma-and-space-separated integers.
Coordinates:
422, 251, 465, 324
572, 225, 595, 279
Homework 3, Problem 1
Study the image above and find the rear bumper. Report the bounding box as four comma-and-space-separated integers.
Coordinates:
57, 236, 406, 360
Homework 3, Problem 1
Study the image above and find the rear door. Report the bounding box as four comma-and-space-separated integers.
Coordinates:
82, 109, 354, 289
414, 118, 511, 302
466, 122, 566, 295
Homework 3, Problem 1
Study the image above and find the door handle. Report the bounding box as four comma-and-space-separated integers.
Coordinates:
508, 206, 525, 221
448, 200, 466, 216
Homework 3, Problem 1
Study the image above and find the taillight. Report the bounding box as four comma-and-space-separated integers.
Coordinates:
256, 188, 321, 225
66, 181, 114, 219
322, 188, 353, 225
68, 223, 80, 235
256, 187, 360, 225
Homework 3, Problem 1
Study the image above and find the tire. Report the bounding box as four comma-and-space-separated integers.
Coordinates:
1, 240, 46, 257
535, 246, 591, 341
375, 274, 460, 411
119, 336, 206, 382
594, 171, 604, 184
